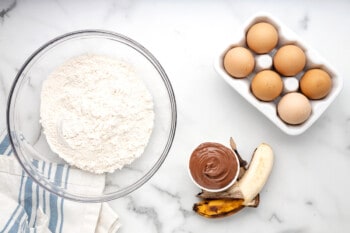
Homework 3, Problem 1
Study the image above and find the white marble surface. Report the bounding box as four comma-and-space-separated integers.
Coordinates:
1, 0, 350, 232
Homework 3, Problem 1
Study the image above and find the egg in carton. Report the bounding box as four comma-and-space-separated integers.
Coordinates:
214, 12, 343, 135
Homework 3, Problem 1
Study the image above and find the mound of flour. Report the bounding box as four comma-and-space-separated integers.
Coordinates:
40, 54, 154, 174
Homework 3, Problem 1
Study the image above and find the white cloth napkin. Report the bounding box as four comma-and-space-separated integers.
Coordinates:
0, 131, 121, 233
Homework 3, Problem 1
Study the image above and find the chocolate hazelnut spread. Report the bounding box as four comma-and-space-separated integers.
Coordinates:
189, 142, 239, 190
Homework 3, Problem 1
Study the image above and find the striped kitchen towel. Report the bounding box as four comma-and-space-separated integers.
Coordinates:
0, 131, 121, 233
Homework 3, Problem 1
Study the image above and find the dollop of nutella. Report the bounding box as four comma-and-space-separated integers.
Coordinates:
189, 142, 239, 190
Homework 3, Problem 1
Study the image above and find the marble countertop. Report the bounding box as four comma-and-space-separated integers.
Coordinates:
1, 0, 350, 232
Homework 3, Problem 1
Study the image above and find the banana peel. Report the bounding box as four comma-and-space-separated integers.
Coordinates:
193, 199, 244, 218
193, 195, 260, 218
192, 138, 273, 218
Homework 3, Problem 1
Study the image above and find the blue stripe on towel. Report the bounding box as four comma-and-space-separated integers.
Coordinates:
18, 170, 25, 204
8, 207, 26, 233
32, 160, 40, 227
23, 170, 33, 224
42, 162, 47, 213
49, 164, 64, 232
59, 166, 70, 233
48, 191, 58, 231
0, 134, 9, 154
45, 163, 53, 216
7, 148, 13, 156
33, 159, 39, 168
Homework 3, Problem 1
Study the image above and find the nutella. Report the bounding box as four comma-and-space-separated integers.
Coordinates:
189, 142, 239, 190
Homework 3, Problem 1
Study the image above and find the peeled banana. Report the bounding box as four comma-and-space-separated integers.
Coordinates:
238, 143, 274, 205
193, 141, 274, 218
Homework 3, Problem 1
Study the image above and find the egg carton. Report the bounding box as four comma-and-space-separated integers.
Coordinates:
214, 12, 343, 135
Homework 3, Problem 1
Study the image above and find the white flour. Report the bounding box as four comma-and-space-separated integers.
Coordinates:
40, 54, 154, 174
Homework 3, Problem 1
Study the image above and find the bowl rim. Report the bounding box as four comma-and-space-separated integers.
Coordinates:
6, 29, 177, 202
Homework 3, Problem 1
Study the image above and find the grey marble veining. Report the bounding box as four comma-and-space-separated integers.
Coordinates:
0, 0, 17, 20
1, 0, 350, 233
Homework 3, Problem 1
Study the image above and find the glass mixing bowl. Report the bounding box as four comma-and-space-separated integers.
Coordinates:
6, 30, 177, 202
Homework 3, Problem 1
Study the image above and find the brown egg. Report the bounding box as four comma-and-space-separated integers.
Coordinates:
223, 47, 255, 78
251, 70, 283, 101
274, 45, 306, 76
277, 92, 312, 125
246, 22, 279, 54
300, 68, 332, 99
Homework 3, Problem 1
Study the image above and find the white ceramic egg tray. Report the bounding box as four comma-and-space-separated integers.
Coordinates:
214, 12, 343, 135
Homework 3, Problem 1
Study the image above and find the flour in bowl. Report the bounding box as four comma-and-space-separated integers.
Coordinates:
40, 54, 154, 174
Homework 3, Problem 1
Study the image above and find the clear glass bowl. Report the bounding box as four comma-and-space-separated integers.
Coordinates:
6, 30, 177, 202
